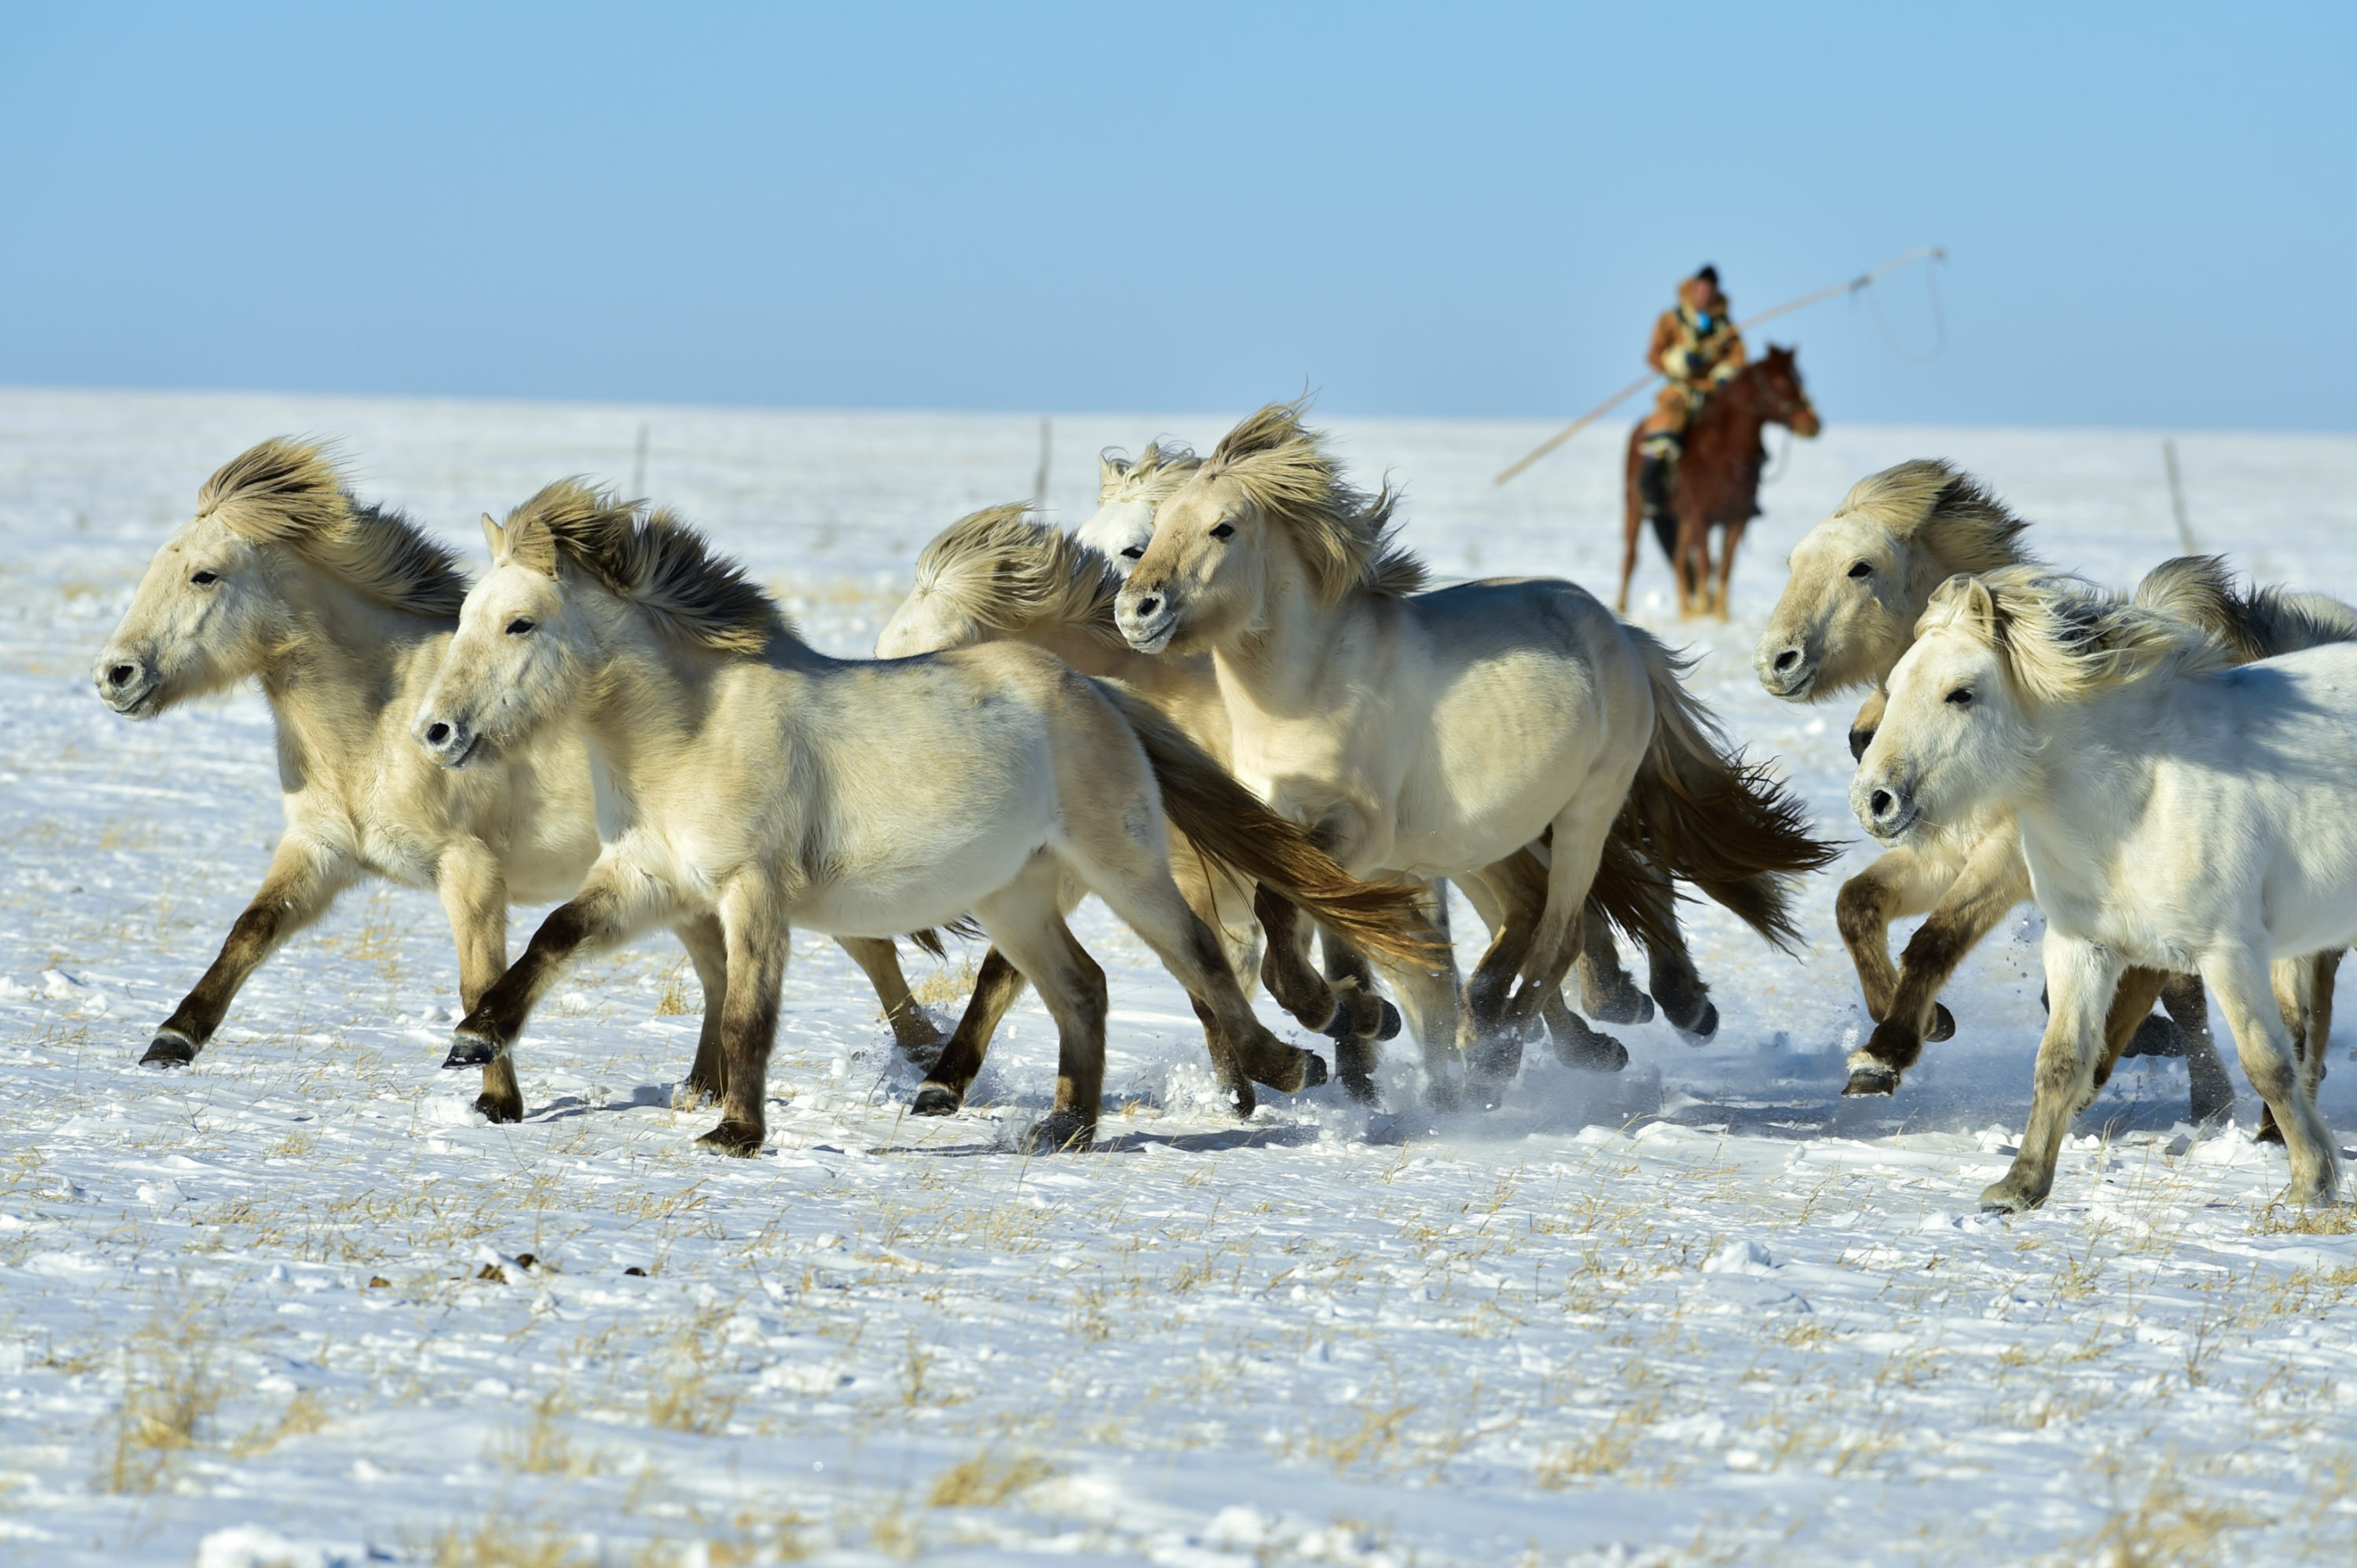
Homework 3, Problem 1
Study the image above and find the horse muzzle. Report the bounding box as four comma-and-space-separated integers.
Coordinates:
1116, 588, 1180, 655
1754, 642, 1816, 701
94, 654, 159, 716
415, 713, 481, 769
1852, 776, 1919, 843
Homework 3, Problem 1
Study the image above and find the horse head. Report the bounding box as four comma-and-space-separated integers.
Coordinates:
1852, 575, 2025, 844
1752, 346, 1820, 438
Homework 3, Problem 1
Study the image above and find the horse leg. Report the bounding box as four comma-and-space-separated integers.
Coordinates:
1835, 844, 1951, 1031
1457, 860, 1543, 1090
835, 936, 944, 1060
912, 948, 1028, 1116
1848, 834, 2030, 1095
697, 878, 790, 1158
970, 860, 1109, 1152
447, 858, 678, 1076
2205, 946, 2341, 1204
2082, 966, 2173, 1113
1616, 479, 1643, 616
144, 837, 360, 1066
435, 844, 522, 1123
1547, 910, 1630, 1073
1714, 519, 1746, 621
1255, 885, 1341, 1034
1981, 936, 2127, 1214
673, 913, 731, 1107
1318, 931, 1398, 1104
2260, 951, 2341, 1143
1505, 800, 1620, 1058
2154, 974, 2235, 1127
1575, 910, 1653, 1026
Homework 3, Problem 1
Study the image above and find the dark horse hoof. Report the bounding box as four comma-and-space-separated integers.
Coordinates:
1021, 1111, 1096, 1153
1676, 999, 1720, 1044
1843, 1061, 1900, 1097
1926, 1003, 1956, 1044
442, 1031, 497, 1069
911, 1083, 962, 1117
1587, 989, 1655, 1028
141, 1030, 197, 1068
1298, 1050, 1329, 1090
1376, 1001, 1403, 1042
695, 1119, 765, 1157
473, 1093, 524, 1125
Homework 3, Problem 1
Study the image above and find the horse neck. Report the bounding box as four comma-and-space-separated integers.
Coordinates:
572, 612, 811, 805
2007, 689, 2155, 891
262, 563, 449, 787
1010, 618, 1135, 681
1210, 542, 1348, 719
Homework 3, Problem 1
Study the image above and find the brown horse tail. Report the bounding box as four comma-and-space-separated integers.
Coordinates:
1620, 625, 1842, 952
1091, 680, 1442, 974
2135, 555, 2357, 661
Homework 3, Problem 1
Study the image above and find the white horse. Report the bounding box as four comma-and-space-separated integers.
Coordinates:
91, 440, 947, 1121
1116, 401, 1837, 1096
1756, 460, 2355, 1123
412, 481, 1431, 1153
1073, 441, 1201, 571
1858, 568, 2349, 1210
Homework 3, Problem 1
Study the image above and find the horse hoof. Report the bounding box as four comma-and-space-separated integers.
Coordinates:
1021, 1112, 1095, 1153
1226, 1076, 1259, 1120
2122, 1013, 2183, 1060
1978, 1178, 2044, 1214
1299, 1050, 1329, 1090
1842, 1061, 1900, 1097
1677, 999, 1719, 1045
141, 1030, 196, 1068
1563, 1035, 1629, 1074
911, 1083, 962, 1117
1340, 1070, 1381, 1108
474, 1093, 524, 1125
1586, 990, 1654, 1027
443, 1031, 497, 1070
1927, 1003, 1956, 1043
695, 1119, 765, 1157
1376, 1001, 1403, 1042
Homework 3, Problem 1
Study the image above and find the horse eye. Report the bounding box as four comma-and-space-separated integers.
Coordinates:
1847, 561, 1872, 580
1120, 544, 1145, 560
190, 570, 219, 586
1210, 522, 1236, 541
505, 617, 537, 636
1945, 687, 1974, 706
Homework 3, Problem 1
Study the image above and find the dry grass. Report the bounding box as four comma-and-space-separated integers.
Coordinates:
926, 1448, 1058, 1508
911, 956, 978, 1009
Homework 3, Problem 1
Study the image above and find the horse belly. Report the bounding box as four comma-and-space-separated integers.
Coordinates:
790, 826, 1048, 939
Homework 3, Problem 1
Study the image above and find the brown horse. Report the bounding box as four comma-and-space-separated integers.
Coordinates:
1617, 346, 1822, 619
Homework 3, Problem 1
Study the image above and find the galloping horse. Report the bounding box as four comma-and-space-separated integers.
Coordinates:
1616, 346, 1821, 619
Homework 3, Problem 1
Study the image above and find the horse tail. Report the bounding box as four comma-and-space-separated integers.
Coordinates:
1618, 625, 1842, 952
2137, 555, 2357, 661
1091, 680, 1442, 974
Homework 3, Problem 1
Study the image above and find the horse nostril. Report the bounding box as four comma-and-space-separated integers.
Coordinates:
426, 722, 451, 746
1136, 596, 1160, 617
107, 664, 135, 687
1870, 789, 1893, 818
1772, 650, 1799, 672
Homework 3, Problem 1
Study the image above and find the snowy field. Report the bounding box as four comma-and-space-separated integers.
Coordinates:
5, 386, 2357, 1566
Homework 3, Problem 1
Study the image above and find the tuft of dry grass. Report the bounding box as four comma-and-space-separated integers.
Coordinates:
926, 1448, 1058, 1508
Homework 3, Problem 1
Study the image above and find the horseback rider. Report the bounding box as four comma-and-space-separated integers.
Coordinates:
1637, 265, 1747, 534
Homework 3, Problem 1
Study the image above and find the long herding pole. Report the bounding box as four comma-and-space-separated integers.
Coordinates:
2161, 438, 2198, 552
1492, 244, 1947, 487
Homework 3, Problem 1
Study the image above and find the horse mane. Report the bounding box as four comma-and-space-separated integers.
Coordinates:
1926, 565, 2223, 703
1098, 441, 1202, 505
1836, 459, 2040, 577
1202, 401, 1426, 603
908, 504, 1125, 648
2135, 555, 2357, 662
504, 478, 789, 655
196, 438, 468, 617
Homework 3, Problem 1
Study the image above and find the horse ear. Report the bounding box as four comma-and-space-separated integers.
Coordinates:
504, 512, 559, 576
1098, 450, 1132, 499
481, 512, 506, 559
1959, 577, 2000, 631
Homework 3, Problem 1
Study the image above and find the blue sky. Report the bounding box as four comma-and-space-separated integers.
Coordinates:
2, 2, 2348, 428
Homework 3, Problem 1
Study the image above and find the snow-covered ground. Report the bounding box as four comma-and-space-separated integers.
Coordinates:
5, 387, 2357, 1566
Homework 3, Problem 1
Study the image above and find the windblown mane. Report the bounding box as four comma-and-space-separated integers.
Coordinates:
504, 479, 788, 655
196, 438, 468, 617
2135, 555, 2357, 662
1926, 565, 2223, 703
1836, 458, 2039, 577
909, 504, 1124, 647
1098, 441, 1202, 506
1201, 401, 1426, 603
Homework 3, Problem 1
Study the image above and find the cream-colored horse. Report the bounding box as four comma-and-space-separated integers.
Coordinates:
414, 482, 1430, 1152
1754, 459, 2352, 1121
1116, 402, 1838, 1097
1860, 570, 2350, 1210
90, 441, 944, 1119
880, 503, 1755, 1100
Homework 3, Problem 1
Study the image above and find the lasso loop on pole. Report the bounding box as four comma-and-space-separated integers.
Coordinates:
1854, 251, 1947, 365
